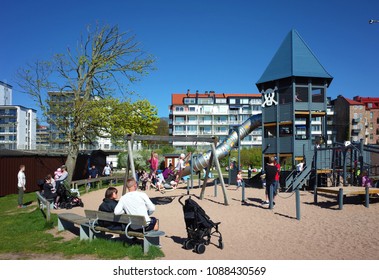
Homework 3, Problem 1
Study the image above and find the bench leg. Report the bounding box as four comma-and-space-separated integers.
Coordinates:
143, 235, 160, 255
80, 223, 93, 240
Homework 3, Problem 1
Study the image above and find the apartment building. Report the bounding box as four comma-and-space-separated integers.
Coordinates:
48, 91, 114, 150
0, 81, 37, 150
0, 105, 37, 150
332, 95, 374, 144
353, 96, 379, 145
169, 91, 262, 149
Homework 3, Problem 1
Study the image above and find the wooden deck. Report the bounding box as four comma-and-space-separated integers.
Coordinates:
316, 186, 379, 196
314, 186, 379, 210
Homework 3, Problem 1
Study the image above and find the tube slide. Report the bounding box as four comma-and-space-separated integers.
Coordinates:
180, 113, 262, 177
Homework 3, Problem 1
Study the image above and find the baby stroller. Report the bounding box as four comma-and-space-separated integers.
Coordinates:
179, 195, 223, 254
56, 182, 84, 209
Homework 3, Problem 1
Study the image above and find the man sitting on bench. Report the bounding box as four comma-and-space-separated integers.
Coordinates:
114, 177, 159, 231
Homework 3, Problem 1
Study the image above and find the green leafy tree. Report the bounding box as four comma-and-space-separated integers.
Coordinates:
17, 24, 155, 183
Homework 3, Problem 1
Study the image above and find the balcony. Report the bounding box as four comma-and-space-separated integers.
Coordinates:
352, 117, 360, 124
351, 128, 360, 135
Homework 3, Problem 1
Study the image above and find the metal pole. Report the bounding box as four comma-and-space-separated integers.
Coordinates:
338, 188, 343, 210
269, 184, 273, 210
214, 178, 218, 197
296, 187, 300, 220
241, 181, 246, 203
365, 186, 369, 208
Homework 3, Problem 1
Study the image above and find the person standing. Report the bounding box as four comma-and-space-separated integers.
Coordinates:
17, 165, 26, 208
236, 170, 243, 190
102, 163, 112, 177
262, 157, 278, 207
114, 177, 159, 231
88, 164, 99, 189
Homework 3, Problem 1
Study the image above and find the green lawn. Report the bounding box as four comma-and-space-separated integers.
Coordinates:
0, 192, 163, 260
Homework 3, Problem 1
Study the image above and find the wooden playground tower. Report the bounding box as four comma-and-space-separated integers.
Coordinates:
123, 133, 230, 205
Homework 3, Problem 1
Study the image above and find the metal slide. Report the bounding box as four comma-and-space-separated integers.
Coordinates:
180, 113, 262, 177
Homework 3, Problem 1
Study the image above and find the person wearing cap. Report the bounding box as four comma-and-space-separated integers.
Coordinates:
174, 153, 187, 183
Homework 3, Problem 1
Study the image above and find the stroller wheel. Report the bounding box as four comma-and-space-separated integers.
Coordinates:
195, 243, 206, 254
218, 240, 224, 250
60, 202, 66, 208
80, 202, 84, 207
183, 239, 194, 250
66, 203, 73, 209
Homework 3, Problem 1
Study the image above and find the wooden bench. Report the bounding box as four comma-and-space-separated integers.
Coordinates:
58, 213, 92, 240
70, 175, 125, 194
84, 209, 165, 255
36, 191, 53, 222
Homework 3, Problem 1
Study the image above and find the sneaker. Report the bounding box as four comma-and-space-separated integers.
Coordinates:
18, 205, 26, 208
53, 203, 58, 209
261, 200, 269, 205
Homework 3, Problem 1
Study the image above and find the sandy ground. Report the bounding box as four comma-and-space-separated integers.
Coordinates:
51, 181, 379, 260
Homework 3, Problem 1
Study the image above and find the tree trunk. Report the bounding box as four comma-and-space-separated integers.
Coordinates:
64, 144, 79, 185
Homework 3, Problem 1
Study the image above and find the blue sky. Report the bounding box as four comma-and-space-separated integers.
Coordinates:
1, 0, 379, 117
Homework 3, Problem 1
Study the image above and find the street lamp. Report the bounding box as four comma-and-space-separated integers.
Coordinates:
369, 19, 379, 24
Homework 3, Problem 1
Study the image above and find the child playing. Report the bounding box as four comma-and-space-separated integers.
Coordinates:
236, 170, 243, 190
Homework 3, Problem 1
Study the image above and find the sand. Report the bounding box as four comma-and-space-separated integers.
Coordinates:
52, 181, 379, 260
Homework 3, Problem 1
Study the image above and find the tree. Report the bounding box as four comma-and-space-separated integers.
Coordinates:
17, 24, 156, 183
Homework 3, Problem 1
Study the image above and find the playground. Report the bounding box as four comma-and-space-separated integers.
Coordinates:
51, 179, 379, 260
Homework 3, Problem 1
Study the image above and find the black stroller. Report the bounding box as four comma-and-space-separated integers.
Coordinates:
56, 182, 84, 209
179, 195, 223, 254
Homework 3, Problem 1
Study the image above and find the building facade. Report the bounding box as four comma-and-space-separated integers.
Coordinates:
0, 105, 37, 150
333, 96, 379, 145
48, 91, 114, 150
169, 91, 262, 149
0, 81, 12, 105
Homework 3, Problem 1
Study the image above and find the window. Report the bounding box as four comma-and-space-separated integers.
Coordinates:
215, 98, 227, 104
175, 106, 184, 111
240, 99, 249, 104
295, 125, 307, 140
198, 98, 213, 104
175, 116, 185, 124
312, 87, 324, 103
295, 86, 308, 102
189, 107, 196, 112
184, 98, 196, 104
229, 99, 236, 104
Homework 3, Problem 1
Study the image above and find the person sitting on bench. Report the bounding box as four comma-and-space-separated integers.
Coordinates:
98, 187, 124, 230
114, 177, 159, 231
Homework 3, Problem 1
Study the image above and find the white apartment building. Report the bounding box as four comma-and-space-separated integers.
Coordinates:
0, 105, 37, 150
0, 81, 37, 150
169, 91, 262, 149
0, 81, 12, 105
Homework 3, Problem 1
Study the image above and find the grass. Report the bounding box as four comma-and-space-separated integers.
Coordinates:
0, 192, 164, 260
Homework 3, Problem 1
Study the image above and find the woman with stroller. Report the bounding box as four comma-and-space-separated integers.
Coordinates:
43, 174, 60, 209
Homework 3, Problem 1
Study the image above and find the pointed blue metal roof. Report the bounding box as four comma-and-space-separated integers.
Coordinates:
256, 29, 333, 85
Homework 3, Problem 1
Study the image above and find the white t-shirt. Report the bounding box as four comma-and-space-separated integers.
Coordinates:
17, 170, 26, 188
103, 165, 111, 176
114, 191, 155, 228
175, 159, 185, 171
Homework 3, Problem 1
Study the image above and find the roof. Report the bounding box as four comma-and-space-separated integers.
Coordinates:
353, 96, 379, 109
171, 93, 261, 105
256, 29, 333, 85
344, 97, 363, 106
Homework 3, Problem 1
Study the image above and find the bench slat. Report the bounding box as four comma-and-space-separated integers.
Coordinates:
84, 209, 147, 226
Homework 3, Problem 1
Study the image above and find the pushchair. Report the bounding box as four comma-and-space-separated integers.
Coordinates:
56, 182, 84, 209
179, 195, 223, 254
